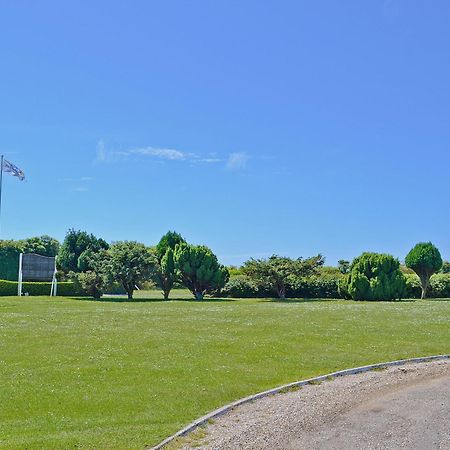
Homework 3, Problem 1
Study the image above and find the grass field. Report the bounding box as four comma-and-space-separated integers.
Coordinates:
1, 291, 449, 449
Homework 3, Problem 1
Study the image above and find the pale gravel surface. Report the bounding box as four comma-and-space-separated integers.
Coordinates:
181, 359, 449, 450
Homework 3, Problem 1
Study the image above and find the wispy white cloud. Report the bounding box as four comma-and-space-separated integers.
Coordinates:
95, 140, 128, 162
131, 147, 190, 161
226, 152, 249, 170
74, 186, 89, 192
57, 176, 93, 183
96, 141, 253, 170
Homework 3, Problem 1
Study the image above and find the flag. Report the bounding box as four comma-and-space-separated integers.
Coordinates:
2, 158, 25, 181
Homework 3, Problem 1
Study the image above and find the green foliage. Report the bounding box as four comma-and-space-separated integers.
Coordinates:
154, 231, 186, 300
221, 275, 259, 298
228, 266, 244, 277
0, 236, 60, 281
155, 231, 185, 259
405, 242, 443, 299
0, 279, 79, 296
21, 235, 60, 257
0, 240, 22, 281
337, 259, 350, 274
173, 243, 229, 300
429, 273, 450, 298
58, 229, 109, 273
107, 241, 156, 299
405, 273, 450, 299
243, 254, 324, 299
289, 275, 341, 298
339, 252, 406, 301
440, 261, 450, 273
73, 272, 105, 299
404, 273, 422, 298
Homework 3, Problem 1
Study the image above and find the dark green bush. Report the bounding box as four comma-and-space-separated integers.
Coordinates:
221, 276, 259, 298
288, 276, 341, 298
0, 242, 21, 281
339, 253, 407, 301
429, 273, 450, 298
222, 274, 341, 299
0, 280, 80, 296
404, 273, 450, 299
405, 274, 422, 298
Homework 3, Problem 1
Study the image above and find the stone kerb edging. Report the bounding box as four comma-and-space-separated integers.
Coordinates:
150, 354, 450, 449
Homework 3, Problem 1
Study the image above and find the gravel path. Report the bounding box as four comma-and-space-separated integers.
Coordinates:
180, 359, 449, 450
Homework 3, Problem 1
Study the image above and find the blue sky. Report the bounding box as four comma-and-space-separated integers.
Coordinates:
1, 1, 449, 266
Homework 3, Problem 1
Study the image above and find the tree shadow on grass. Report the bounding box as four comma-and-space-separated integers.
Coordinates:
69, 296, 236, 303
260, 298, 420, 303
259, 298, 336, 303
421, 297, 450, 302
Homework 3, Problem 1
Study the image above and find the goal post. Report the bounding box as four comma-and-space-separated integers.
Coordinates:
18, 253, 58, 297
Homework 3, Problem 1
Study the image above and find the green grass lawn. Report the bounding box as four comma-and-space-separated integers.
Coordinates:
1, 292, 449, 449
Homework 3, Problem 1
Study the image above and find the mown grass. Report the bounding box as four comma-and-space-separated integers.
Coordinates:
0, 292, 449, 448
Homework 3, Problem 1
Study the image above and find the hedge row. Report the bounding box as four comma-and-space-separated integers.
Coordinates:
0, 280, 80, 296
405, 273, 450, 298
221, 274, 450, 299
221, 275, 340, 299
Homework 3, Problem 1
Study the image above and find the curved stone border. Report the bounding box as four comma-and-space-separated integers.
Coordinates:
150, 354, 450, 449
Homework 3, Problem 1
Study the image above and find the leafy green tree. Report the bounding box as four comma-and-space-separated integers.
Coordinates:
243, 254, 324, 299
21, 235, 60, 257
156, 231, 185, 258
441, 261, 450, 274
155, 231, 186, 300
0, 240, 22, 280
405, 242, 443, 299
173, 243, 229, 300
339, 252, 406, 301
107, 241, 155, 299
70, 250, 110, 299
338, 259, 350, 274
58, 229, 109, 273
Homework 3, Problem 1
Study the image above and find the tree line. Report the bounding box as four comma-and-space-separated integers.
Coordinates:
57, 230, 228, 300
0, 232, 448, 300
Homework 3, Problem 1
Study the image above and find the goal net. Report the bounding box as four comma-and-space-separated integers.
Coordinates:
18, 253, 58, 296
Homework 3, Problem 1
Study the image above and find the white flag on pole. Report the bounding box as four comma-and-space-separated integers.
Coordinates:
2, 159, 25, 181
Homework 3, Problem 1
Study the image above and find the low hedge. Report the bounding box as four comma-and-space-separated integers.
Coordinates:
0, 280, 80, 296
221, 275, 341, 299
404, 273, 450, 298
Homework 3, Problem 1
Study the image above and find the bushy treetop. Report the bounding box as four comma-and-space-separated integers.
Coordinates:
156, 231, 185, 259
243, 254, 324, 299
173, 242, 229, 300
58, 229, 109, 273
405, 242, 443, 273
339, 252, 406, 301
405, 242, 443, 299
108, 241, 156, 299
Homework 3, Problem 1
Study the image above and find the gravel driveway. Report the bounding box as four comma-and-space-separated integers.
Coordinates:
180, 359, 449, 450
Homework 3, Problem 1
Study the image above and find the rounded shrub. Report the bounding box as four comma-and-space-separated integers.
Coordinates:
405, 273, 422, 298
405, 242, 443, 299
221, 275, 259, 298
429, 273, 450, 298
340, 253, 407, 301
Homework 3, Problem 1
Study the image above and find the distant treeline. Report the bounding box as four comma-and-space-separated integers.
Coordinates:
0, 232, 449, 300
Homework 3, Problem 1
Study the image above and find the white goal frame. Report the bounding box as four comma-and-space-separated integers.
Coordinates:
18, 253, 58, 297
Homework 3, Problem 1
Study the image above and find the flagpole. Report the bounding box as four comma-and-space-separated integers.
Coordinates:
0, 155, 3, 235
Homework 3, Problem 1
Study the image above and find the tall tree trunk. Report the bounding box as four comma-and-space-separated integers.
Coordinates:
420, 276, 428, 299
277, 284, 286, 299
163, 289, 170, 300
127, 284, 134, 300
